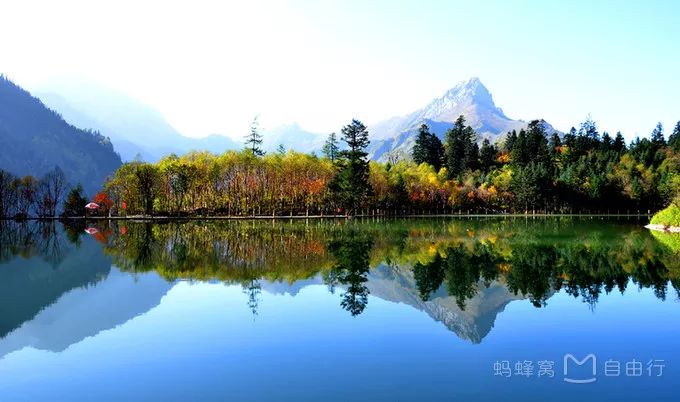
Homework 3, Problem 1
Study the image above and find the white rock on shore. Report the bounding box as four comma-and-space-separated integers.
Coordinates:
645, 224, 680, 233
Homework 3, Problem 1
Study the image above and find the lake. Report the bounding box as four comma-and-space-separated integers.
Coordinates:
0, 217, 678, 402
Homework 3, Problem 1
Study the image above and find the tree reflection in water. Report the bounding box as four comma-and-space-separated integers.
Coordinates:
1, 218, 679, 317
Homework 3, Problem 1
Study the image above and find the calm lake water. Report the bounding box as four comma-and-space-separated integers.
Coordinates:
0, 217, 678, 402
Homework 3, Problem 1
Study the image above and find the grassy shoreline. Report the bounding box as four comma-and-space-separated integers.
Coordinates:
648, 204, 680, 232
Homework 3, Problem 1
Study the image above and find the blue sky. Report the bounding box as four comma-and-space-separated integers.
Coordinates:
1, 0, 678, 139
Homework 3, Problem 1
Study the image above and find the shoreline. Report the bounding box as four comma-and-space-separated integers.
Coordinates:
1, 213, 652, 222
645, 224, 680, 233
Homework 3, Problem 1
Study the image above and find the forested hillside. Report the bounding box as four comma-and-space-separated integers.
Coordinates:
0, 76, 121, 195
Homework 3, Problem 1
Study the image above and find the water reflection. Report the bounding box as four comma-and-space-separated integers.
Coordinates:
0, 221, 172, 358
0, 218, 679, 346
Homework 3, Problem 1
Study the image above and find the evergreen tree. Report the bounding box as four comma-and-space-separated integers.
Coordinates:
464, 130, 480, 172
504, 130, 518, 152
330, 119, 371, 214
549, 132, 562, 150
62, 184, 88, 217
412, 124, 431, 165
445, 115, 478, 178
613, 132, 627, 153
479, 139, 497, 173
600, 132, 613, 152
651, 122, 666, 148
510, 162, 550, 212
322, 132, 340, 162
512, 120, 550, 167
245, 116, 264, 156
669, 121, 680, 152
427, 132, 445, 172
412, 124, 444, 171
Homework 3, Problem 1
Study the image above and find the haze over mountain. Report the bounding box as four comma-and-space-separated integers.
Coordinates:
28, 76, 560, 165
368, 77, 558, 161
35, 79, 241, 162
0, 76, 121, 194
36, 79, 329, 160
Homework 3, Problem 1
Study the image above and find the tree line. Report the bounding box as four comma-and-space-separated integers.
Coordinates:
100, 116, 680, 216
1, 115, 679, 217
0, 165, 112, 219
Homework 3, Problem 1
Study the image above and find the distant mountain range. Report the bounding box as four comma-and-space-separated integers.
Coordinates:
35, 77, 557, 165
35, 80, 240, 162
36, 79, 325, 161
367, 77, 558, 161
0, 76, 121, 195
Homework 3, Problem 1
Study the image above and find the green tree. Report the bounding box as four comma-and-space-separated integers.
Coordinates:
322, 132, 340, 162
331, 119, 371, 214
668, 121, 680, 152
325, 231, 373, 316
244, 116, 264, 156
412, 124, 444, 171
510, 162, 550, 212
62, 184, 88, 217
651, 122, 666, 148
427, 132, 445, 172
479, 138, 497, 173
135, 163, 160, 215
412, 124, 430, 165
613, 132, 627, 153
445, 115, 478, 178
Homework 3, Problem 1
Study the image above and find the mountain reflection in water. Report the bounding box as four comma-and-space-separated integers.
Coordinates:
1, 217, 678, 350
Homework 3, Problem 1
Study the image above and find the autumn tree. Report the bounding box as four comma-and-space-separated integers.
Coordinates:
135, 163, 160, 215
15, 176, 37, 218
93, 191, 114, 216
36, 167, 67, 217
0, 169, 17, 217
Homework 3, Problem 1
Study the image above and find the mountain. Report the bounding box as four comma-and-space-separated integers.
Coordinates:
35, 79, 240, 162
365, 263, 525, 343
0, 227, 112, 339
0, 232, 173, 358
0, 76, 121, 194
258, 266, 527, 343
367, 77, 558, 161
263, 122, 324, 154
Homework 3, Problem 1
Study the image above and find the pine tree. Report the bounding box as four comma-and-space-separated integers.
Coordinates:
479, 139, 497, 173
427, 132, 445, 172
245, 116, 264, 156
613, 132, 627, 153
445, 115, 477, 178
412, 124, 431, 165
650, 122, 666, 148
669, 121, 680, 152
330, 119, 371, 214
322, 132, 340, 162
504, 130, 518, 152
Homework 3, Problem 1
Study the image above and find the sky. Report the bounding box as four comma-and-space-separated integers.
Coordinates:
1, 0, 679, 140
